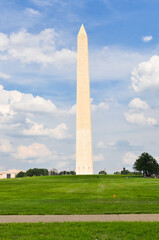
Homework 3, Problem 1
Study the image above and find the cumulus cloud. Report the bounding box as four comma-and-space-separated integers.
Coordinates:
122, 152, 137, 165
23, 119, 69, 139
125, 96, 157, 126
96, 141, 106, 149
92, 102, 109, 111
0, 84, 67, 117
26, 8, 40, 15
124, 111, 157, 126
111, 140, 141, 151
96, 140, 141, 151
131, 55, 159, 92
0, 33, 9, 51
142, 35, 152, 42
129, 98, 149, 110
0, 29, 151, 83
0, 84, 58, 121
0, 28, 76, 66
0, 72, 11, 79
90, 46, 147, 81
96, 141, 117, 149
96, 140, 121, 150
0, 139, 13, 153
93, 154, 104, 162
13, 143, 53, 163
13, 95, 57, 113
0, 84, 77, 118
67, 105, 76, 115
0, 84, 72, 139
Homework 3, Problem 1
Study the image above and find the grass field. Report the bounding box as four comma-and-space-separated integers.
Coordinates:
0, 175, 159, 215
0, 222, 159, 240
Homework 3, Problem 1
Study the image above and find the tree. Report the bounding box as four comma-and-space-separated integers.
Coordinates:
59, 171, 70, 175
59, 171, 76, 175
70, 171, 76, 175
16, 171, 25, 178
38, 168, 49, 176
133, 152, 159, 177
121, 168, 130, 175
25, 168, 48, 177
99, 170, 107, 175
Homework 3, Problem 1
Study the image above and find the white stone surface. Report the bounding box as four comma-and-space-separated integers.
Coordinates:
76, 25, 93, 175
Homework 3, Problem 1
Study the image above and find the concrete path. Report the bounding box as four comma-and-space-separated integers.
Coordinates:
0, 214, 159, 223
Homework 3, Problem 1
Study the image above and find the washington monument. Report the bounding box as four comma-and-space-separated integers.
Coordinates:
76, 24, 93, 175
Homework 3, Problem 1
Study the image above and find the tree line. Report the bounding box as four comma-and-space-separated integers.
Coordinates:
16, 152, 159, 178
16, 168, 76, 178
100, 152, 159, 177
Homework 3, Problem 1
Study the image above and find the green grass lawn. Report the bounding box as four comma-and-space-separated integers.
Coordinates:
0, 175, 159, 215
0, 222, 159, 240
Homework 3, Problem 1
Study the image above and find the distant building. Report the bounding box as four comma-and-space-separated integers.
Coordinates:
49, 168, 58, 175
0, 169, 25, 179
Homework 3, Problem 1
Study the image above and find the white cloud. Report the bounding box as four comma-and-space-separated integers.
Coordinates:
12, 95, 57, 113
50, 123, 69, 139
142, 35, 152, 42
0, 33, 9, 51
67, 104, 76, 115
90, 46, 147, 81
0, 84, 63, 115
96, 140, 140, 151
0, 29, 76, 66
23, 119, 69, 139
0, 85, 72, 139
96, 141, 116, 150
0, 72, 11, 79
56, 161, 70, 170
129, 98, 149, 110
13, 143, 53, 163
0, 84, 77, 119
131, 55, 159, 92
92, 102, 109, 111
0, 139, 13, 153
96, 141, 106, 149
26, 8, 40, 15
0, 84, 59, 123
0, 29, 151, 83
93, 154, 104, 162
122, 152, 137, 165
0, 104, 14, 118
124, 111, 157, 126
126, 97, 156, 126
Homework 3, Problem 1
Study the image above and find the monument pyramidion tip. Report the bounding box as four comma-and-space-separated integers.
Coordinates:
78, 24, 87, 36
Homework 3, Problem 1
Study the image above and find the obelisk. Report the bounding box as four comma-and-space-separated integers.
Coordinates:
76, 24, 93, 175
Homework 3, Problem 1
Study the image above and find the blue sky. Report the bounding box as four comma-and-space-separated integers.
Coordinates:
0, 0, 159, 173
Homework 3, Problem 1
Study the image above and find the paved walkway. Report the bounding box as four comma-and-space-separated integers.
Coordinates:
0, 214, 159, 223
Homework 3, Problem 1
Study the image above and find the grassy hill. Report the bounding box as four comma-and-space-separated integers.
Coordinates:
1, 222, 159, 240
0, 175, 159, 215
